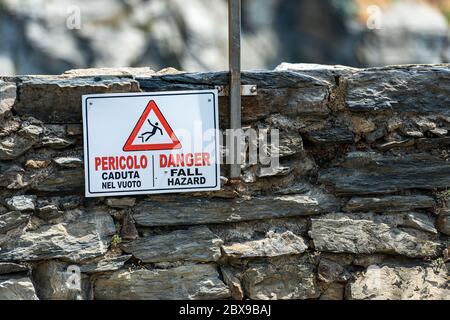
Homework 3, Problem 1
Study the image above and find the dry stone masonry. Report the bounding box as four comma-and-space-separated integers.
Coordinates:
0, 64, 449, 300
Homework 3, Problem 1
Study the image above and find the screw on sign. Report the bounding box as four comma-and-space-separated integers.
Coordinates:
82, 91, 220, 197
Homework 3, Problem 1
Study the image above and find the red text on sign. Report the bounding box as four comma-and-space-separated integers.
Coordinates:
160, 153, 211, 168
95, 155, 148, 171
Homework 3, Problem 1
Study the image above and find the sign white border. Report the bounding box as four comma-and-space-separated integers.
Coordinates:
82, 90, 220, 197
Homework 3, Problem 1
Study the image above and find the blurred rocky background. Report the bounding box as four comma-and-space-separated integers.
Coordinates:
1, 0, 450, 75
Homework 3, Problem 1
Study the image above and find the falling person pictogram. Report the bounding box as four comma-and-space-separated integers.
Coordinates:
123, 100, 181, 151
138, 119, 163, 143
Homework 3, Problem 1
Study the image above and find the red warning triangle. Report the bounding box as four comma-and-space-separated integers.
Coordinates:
123, 100, 182, 151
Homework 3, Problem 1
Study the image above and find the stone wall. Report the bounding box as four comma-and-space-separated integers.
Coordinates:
0, 64, 449, 300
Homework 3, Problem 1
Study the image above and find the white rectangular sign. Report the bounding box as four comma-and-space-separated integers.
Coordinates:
82, 90, 220, 197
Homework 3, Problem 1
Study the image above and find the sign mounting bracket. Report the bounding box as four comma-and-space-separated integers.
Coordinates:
215, 84, 257, 97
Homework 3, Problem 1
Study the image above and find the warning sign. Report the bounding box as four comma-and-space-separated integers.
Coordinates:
123, 100, 181, 151
82, 90, 220, 197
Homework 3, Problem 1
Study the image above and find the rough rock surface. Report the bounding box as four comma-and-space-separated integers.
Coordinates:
0, 211, 115, 262
402, 212, 437, 235
0, 65, 449, 300
0, 276, 38, 300
6, 195, 36, 211
53, 157, 83, 168
345, 66, 450, 115
0, 211, 30, 233
242, 255, 320, 300
320, 282, 345, 300
220, 266, 244, 300
105, 197, 136, 208
437, 211, 450, 236
133, 192, 338, 227
16, 77, 141, 123
347, 264, 450, 300
32, 260, 90, 300
0, 164, 25, 189
320, 153, 450, 195
79, 255, 132, 274
32, 169, 84, 192
0, 81, 16, 118
121, 226, 222, 263
310, 213, 441, 258
0, 132, 39, 160
0, 263, 29, 275
318, 258, 347, 283
344, 195, 435, 213
94, 264, 230, 300
222, 231, 308, 259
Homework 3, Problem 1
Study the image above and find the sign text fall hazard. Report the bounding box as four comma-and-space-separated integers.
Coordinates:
82, 90, 220, 197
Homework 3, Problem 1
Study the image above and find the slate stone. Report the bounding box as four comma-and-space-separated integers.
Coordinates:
0, 162, 26, 189
0, 276, 38, 300
310, 213, 441, 258
0, 122, 44, 160
133, 192, 339, 227
0, 263, 29, 275
319, 152, 450, 195
436, 211, 450, 236
276, 131, 304, 157
317, 258, 346, 283
52, 157, 83, 168
79, 255, 132, 274
32, 260, 91, 300
105, 197, 136, 208
0, 210, 115, 262
376, 139, 415, 151
345, 66, 450, 115
121, 226, 222, 263
304, 126, 355, 144
120, 212, 139, 241
138, 70, 330, 123
0, 211, 29, 233
220, 266, 244, 300
40, 136, 76, 149
137, 70, 328, 91
402, 212, 438, 235
429, 128, 448, 137
0, 81, 16, 118
344, 195, 435, 213
221, 231, 308, 259
364, 127, 387, 143
242, 255, 320, 300
347, 263, 450, 300
319, 282, 345, 300
275, 63, 358, 82
416, 137, 450, 150
94, 264, 230, 300
15, 77, 141, 123
5, 195, 36, 211
33, 169, 84, 192
0, 118, 20, 138
36, 204, 60, 220
0, 134, 36, 160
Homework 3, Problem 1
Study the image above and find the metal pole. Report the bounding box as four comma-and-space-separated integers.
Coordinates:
228, 0, 241, 179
